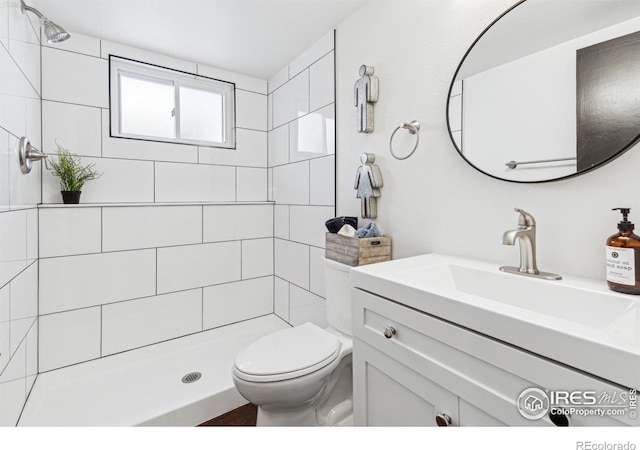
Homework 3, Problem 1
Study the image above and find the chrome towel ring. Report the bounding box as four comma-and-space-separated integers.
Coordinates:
389, 120, 420, 160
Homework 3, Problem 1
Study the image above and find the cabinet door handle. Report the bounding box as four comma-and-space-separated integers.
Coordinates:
382, 325, 396, 339
435, 413, 452, 427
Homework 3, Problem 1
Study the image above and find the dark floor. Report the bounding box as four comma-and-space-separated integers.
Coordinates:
198, 403, 258, 426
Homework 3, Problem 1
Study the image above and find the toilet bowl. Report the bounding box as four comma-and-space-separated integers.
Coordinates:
231, 258, 353, 426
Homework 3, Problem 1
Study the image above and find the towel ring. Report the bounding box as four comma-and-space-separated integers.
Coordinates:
389, 120, 420, 160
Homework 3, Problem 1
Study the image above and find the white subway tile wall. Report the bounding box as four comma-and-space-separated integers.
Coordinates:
39, 307, 102, 372
0, 2, 40, 425
242, 238, 274, 279
289, 206, 335, 248
274, 205, 290, 240
289, 104, 335, 163
267, 123, 289, 167
39, 208, 102, 257
157, 241, 241, 294
40, 32, 268, 206
9, 262, 38, 321
272, 160, 310, 205
43, 157, 156, 204
36, 36, 274, 381
273, 277, 290, 323
0, 129, 10, 212
199, 129, 267, 167
203, 277, 273, 330
275, 238, 310, 291
289, 285, 328, 328
309, 52, 336, 112
40, 249, 157, 314
236, 167, 268, 202
202, 204, 273, 242
236, 90, 268, 131
269, 31, 336, 326
102, 205, 202, 252
272, 70, 310, 128
39, 203, 274, 371
309, 246, 328, 298
154, 163, 237, 203
310, 155, 336, 206
42, 101, 102, 158
42, 47, 109, 107
101, 289, 203, 356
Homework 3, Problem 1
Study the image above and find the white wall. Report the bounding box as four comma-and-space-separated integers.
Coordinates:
268, 31, 336, 327
336, 0, 640, 281
0, 0, 40, 426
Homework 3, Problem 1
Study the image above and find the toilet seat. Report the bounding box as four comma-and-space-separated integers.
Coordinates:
233, 323, 341, 383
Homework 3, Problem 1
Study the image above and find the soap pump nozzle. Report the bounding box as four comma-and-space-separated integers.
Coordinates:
613, 207, 634, 232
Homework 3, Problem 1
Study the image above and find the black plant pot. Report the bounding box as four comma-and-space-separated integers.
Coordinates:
61, 191, 82, 204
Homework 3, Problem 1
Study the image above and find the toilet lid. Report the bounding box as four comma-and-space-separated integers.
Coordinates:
233, 323, 340, 382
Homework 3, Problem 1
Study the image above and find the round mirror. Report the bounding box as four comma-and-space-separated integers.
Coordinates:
447, 0, 640, 182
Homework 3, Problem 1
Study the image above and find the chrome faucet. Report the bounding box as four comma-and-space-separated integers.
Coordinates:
499, 208, 562, 280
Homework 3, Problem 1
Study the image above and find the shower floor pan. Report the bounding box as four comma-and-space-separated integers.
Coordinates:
19, 315, 289, 426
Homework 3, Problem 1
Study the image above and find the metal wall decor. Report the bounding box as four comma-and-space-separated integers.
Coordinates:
354, 65, 379, 133
354, 153, 383, 218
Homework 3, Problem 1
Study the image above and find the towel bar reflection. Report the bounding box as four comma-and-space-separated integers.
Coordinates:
505, 157, 576, 169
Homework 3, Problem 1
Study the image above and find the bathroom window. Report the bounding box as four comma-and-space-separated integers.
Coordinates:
109, 56, 235, 148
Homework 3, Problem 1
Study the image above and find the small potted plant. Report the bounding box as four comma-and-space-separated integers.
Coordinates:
50, 143, 102, 204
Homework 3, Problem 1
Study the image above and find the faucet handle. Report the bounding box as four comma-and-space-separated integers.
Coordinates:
514, 208, 536, 227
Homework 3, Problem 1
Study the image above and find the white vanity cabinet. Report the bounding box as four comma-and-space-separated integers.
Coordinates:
352, 288, 633, 427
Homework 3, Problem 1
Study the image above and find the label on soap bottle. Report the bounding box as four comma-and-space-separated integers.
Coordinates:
606, 246, 636, 285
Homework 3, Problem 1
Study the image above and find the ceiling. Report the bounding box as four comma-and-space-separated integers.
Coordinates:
31, 0, 367, 80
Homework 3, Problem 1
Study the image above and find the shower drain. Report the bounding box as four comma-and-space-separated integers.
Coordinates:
181, 372, 202, 384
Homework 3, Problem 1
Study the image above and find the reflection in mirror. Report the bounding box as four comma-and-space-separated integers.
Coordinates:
447, 0, 640, 182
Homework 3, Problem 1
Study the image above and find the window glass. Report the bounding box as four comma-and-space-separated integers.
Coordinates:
119, 73, 175, 139
179, 85, 224, 143
110, 56, 235, 148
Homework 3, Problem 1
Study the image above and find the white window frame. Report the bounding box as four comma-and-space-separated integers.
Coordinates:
109, 55, 236, 149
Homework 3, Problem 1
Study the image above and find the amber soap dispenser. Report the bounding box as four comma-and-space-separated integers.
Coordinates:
606, 208, 640, 294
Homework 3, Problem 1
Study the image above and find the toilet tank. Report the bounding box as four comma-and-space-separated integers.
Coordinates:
323, 257, 352, 336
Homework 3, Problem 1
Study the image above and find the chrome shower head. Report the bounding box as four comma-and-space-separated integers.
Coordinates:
20, 0, 70, 44
42, 19, 70, 43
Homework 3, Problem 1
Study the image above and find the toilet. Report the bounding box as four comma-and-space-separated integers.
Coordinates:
232, 258, 353, 426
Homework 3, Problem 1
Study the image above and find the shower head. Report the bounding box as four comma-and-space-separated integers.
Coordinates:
20, 0, 70, 44
42, 19, 69, 43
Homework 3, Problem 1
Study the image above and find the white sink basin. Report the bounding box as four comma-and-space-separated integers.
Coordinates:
399, 262, 638, 331
351, 253, 640, 388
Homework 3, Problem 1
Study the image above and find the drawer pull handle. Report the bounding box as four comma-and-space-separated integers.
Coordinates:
435, 413, 452, 427
382, 325, 396, 339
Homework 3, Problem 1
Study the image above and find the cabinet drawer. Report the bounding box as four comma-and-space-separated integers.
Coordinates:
352, 288, 635, 426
